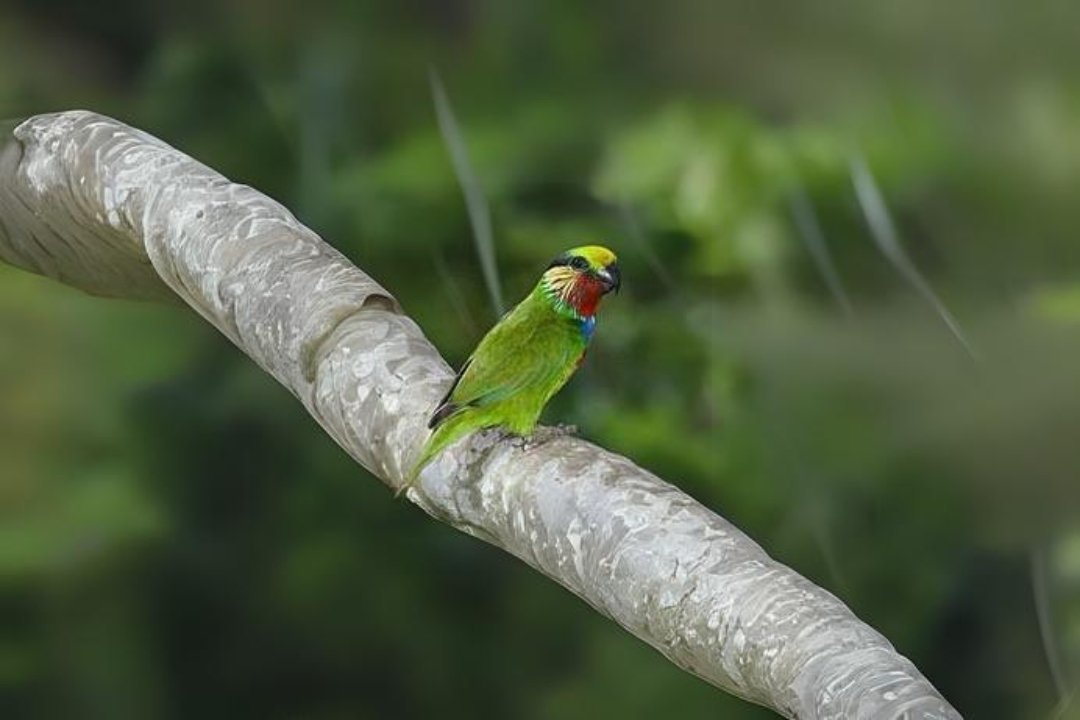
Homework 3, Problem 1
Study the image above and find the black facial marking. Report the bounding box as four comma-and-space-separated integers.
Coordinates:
546, 253, 589, 271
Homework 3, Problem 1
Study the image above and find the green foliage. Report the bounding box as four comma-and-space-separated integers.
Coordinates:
4, 2, 1080, 718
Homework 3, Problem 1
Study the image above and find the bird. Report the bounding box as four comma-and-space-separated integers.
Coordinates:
405, 245, 621, 488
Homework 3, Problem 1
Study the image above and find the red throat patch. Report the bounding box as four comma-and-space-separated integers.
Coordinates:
568, 274, 605, 317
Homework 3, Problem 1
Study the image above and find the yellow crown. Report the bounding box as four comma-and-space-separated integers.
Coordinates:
567, 245, 617, 270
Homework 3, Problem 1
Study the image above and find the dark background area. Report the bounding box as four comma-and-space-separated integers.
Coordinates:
3, 1, 1080, 717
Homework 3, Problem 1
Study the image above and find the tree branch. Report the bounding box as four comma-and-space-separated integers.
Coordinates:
0, 111, 961, 720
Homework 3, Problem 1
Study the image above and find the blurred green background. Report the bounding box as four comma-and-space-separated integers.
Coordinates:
3, 1, 1080, 717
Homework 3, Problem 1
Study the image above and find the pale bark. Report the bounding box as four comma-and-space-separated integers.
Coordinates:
0, 111, 961, 720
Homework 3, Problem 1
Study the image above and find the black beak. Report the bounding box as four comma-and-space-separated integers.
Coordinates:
598, 263, 621, 294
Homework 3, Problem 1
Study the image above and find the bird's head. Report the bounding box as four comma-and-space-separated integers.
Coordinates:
540, 245, 620, 318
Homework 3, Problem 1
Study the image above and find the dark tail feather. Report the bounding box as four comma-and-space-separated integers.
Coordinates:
428, 402, 459, 428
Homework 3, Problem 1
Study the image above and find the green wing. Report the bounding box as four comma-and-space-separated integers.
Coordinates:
429, 300, 578, 428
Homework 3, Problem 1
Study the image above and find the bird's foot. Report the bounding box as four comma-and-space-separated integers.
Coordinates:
521, 424, 578, 449
488, 424, 579, 453
506, 432, 531, 450
546, 423, 579, 439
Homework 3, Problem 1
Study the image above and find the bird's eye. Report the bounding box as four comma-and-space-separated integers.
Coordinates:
569, 256, 589, 271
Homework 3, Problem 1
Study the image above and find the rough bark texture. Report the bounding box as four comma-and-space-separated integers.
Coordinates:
0, 111, 962, 720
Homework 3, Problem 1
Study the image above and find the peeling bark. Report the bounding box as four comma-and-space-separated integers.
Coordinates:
0, 111, 961, 720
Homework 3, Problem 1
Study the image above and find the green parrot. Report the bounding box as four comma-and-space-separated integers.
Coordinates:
407, 245, 621, 486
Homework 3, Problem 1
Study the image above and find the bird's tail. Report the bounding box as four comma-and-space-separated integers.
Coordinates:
398, 416, 471, 497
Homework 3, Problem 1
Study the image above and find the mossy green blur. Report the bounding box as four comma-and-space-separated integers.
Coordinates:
3, 1, 1080, 718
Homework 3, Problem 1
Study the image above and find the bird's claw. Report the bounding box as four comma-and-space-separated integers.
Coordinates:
518, 424, 579, 450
